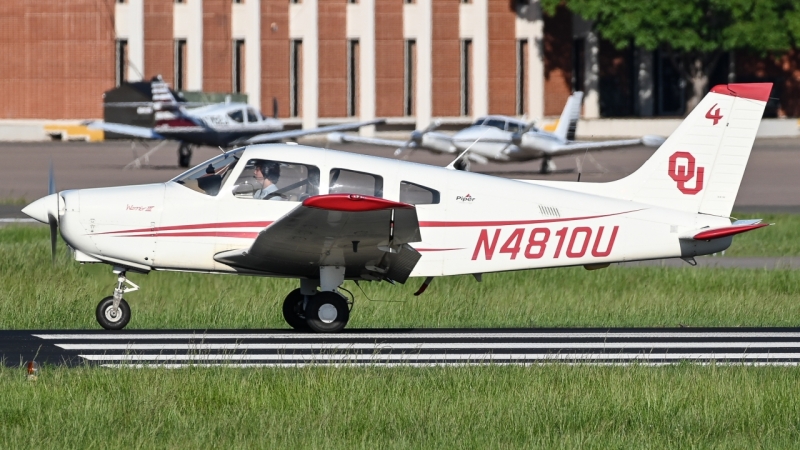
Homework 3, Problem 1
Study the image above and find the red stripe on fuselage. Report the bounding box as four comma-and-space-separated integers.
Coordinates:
95, 221, 273, 235
116, 231, 260, 239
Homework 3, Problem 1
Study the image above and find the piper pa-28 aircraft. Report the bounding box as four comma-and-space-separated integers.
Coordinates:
89, 77, 384, 167
328, 92, 665, 173
24, 83, 771, 333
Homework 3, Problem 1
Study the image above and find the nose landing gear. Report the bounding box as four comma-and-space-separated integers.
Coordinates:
96, 268, 138, 330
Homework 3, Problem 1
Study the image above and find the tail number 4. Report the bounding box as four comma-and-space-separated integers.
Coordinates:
471, 226, 619, 261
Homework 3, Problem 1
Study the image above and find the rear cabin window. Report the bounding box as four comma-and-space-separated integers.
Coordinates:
400, 181, 439, 205
329, 168, 383, 197
246, 108, 260, 123
233, 159, 320, 201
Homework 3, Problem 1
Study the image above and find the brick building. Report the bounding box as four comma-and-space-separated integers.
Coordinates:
1, 0, 799, 128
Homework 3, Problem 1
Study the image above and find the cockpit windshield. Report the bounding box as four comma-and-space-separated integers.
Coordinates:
471, 117, 507, 130
171, 148, 245, 196
471, 117, 486, 127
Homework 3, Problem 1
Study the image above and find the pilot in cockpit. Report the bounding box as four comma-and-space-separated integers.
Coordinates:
253, 160, 284, 200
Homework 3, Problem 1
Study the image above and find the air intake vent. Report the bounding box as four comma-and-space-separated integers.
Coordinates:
538, 205, 560, 217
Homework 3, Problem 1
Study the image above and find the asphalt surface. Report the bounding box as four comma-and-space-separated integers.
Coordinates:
5, 328, 800, 367
0, 137, 798, 212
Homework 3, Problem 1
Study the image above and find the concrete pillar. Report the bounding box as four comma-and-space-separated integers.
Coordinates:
404, 0, 432, 129
636, 48, 653, 117
116, 0, 144, 82
290, 0, 319, 129
245, 0, 261, 109
583, 30, 600, 118
515, 2, 544, 121
186, 0, 204, 90
346, 0, 376, 136
465, 0, 489, 118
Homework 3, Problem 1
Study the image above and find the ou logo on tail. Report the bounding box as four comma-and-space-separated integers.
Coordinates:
668, 151, 705, 195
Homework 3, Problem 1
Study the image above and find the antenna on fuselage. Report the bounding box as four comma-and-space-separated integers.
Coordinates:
445, 128, 489, 171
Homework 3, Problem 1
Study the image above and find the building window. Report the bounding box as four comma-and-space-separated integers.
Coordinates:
174, 39, 187, 91
290, 0, 301, 3
233, 0, 243, 3
232, 39, 245, 94
347, 40, 360, 117
404, 39, 416, 116
461, 39, 473, 117
516, 39, 528, 116
404, 0, 416, 3
115, 39, 128, 86
290, 40, 303, 117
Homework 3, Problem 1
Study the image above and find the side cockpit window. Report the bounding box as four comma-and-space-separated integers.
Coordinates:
329, 169, 383, 197
400, 181, 439, 205
171, 149, 244, 196
228, 109, 244, 123
233, 159, 319, 202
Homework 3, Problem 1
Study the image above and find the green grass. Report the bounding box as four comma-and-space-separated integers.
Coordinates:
724, 212, 800, 257
1, 364, 800, 449
2, 223, 800, 448
1, 224, 799, 330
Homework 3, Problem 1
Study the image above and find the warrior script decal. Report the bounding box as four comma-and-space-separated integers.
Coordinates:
126, 205, 155, 212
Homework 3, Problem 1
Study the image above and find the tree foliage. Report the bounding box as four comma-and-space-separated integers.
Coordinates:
542, 0, 800, 110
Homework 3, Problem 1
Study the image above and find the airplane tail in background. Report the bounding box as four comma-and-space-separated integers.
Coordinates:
607, 83, 771, 217
151, 76, 192, 127
553, 91, 584, 142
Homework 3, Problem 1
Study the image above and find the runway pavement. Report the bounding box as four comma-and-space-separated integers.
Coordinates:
5, 328, 800, 368
0, 137, 798, 212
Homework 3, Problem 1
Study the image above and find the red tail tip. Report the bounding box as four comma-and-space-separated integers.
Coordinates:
710, 83, 772, 102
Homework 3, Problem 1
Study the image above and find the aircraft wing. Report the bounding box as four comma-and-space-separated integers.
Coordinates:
245, 119, 387, 144
326, 132, 408, 148
87, 121, 165, 140
544, 138, 646, 156
214, 194, 422, 283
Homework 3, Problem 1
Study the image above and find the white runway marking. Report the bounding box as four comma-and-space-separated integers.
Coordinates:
34, 331, 800, 340
27, 329, 800, 368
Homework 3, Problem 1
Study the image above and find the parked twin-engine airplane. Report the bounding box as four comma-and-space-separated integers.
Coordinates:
25, 83, 771, 332
328, 92, 665, 173
89, 77, 384, 167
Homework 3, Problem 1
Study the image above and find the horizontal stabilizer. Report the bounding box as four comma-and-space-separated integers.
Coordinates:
682, 220, 770, 241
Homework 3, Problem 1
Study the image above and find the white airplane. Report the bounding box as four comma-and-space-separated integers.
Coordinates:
24, 83, 771, 333
89, 77, 384, 167
328, 92, 665, 173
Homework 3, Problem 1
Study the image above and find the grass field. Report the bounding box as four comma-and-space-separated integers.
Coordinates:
2, 364, 800, 449
0, 223, 799, 330
2, 222, 800, 449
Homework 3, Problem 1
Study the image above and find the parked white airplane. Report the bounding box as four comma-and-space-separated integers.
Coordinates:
24, 83, 771, 332
328, 92, 665, 173
89, 77, 384, 167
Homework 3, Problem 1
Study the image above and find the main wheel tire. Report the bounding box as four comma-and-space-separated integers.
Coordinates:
282, 288, 310, 330
178, 144, 193, 168
96, 296, 131, 330
305, 291, 350, 333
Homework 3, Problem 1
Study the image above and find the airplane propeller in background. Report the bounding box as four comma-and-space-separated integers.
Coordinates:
394, 120, 442, 158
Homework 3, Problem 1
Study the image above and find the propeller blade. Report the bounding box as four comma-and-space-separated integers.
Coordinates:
48, 214, 58, 264
273, 97, 278, 119
48, 160, 56, 195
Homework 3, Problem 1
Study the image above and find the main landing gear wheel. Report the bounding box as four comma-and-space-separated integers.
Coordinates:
178, 143, 193, 168
282, 288, 309, 330
305, 291, 350, 333
96, 296, 131, 330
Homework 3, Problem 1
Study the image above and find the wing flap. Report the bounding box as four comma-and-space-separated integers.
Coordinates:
214, 194, 421, 281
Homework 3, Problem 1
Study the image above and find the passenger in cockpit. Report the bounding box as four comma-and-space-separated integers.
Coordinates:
253, 161, 284, 200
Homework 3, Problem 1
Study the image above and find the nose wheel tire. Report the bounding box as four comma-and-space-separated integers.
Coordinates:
305, 291, 350, 333
96, 296, 131, 330
282, 288, 310, 330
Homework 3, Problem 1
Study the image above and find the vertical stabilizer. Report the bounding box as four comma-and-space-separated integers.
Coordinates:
607, 83, 771, 217
553, 91, 584, 142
